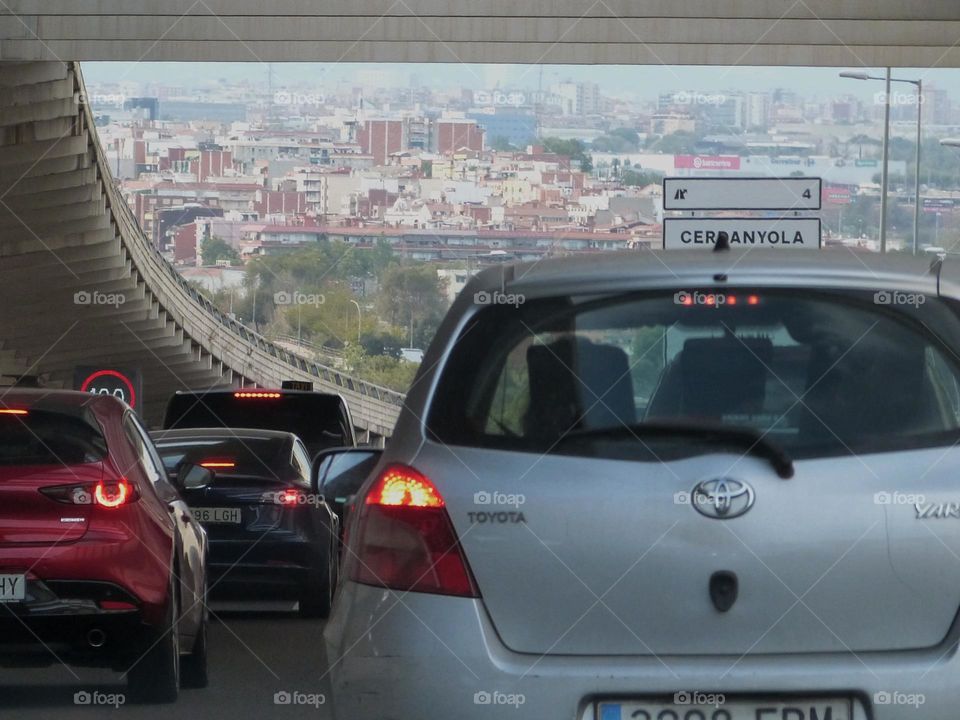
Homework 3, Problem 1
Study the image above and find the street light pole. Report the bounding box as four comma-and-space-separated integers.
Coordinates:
880, 67, 892, 253
913, 79, 923, 255
349, 299, 362, 343
841, 69, 923, 254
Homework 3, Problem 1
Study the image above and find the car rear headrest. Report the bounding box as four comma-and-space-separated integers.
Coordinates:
524, 337, 635, 439
679, 336, 773, 419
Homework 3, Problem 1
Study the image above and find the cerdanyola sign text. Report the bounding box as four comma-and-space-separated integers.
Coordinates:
662, 218, 822, 250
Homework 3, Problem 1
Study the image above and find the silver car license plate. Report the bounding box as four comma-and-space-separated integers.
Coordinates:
192, 507, 242, 524
597, 698, 852, 720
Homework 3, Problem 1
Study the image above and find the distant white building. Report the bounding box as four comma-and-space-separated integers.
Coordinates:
437, 267, 479, 304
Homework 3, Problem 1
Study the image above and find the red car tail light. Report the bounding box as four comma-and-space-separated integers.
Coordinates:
0, 409, 28, 415
350, 464, 478, 598
276, 488, 302, 506
200, 459, 235, 469
233, 391, 282, 399
94, 479, 133, 508
40, 479, 137, 508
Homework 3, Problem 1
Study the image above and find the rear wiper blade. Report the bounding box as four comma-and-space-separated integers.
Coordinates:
563, 420, 794, 479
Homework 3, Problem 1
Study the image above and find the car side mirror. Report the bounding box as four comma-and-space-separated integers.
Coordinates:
177, 463, 213, 491
311, 447, 382, 495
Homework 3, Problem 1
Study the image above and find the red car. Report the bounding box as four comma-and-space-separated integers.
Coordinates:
0, 390, 209, 703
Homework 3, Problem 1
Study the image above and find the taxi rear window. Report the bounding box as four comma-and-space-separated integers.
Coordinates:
428, 289, 960, 460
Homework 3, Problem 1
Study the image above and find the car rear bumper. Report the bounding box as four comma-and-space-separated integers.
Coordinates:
208, 538, 327, 599
0, 580, 154, 670
325, 581, 960, 720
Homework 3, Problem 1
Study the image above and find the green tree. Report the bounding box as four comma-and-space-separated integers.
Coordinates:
621, 169, 664, 187
542, 137, 593, 173
645, 131, 699, 155
343, 346, 419, 392
201, 236, 240, 266
609, 127, 641, 147
376, 265, 447, 348
360, 331, 403, 359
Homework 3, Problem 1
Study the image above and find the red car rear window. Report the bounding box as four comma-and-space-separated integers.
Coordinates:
0, 410, 107, 466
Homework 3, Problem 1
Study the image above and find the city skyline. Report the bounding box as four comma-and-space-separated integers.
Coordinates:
85, 62, 960, 106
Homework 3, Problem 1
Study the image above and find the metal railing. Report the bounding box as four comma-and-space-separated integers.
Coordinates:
72, 63, 404, 434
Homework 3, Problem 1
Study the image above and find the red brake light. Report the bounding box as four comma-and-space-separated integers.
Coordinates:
94, 479, 133, 509
0, 409, 28, 415
234, 391, 282, 399
350, 464, 478, 598
748, 294, 761, 306
365, 465, 443, 508
200, 460, 235, 469
726, 295, 737, 306
41, 479, 137, 507
277, 488, 302, 506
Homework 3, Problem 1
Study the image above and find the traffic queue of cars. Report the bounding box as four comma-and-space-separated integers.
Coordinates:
0, 385, 357, 702
8, 249, 960, 718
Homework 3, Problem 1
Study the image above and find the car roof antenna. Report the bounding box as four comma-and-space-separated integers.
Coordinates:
714, 231, 731, 252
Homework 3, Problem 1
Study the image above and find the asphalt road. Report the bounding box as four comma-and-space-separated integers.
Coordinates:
0, 605, 334, 719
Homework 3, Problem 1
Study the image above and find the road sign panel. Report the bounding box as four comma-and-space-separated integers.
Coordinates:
663, 177, 822, 211
74, 366, 143, 411
663, 217, 822, 250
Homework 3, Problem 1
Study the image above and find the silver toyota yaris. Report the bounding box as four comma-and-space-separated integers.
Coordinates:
324, 249, 960, 720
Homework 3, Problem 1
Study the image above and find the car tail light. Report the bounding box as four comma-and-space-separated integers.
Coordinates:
200, 459, 235, 469
350, 464, 478, 598
94, 479, 133, 508
234, 391, 282, 399
41, 479, 137, 508
0, 409, 28, 415
276, 488, 302, 506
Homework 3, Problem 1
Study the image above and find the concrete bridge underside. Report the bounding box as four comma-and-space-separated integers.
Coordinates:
0, 61, 403, 435
3, 2, 960, 66
2, 2, 960, 435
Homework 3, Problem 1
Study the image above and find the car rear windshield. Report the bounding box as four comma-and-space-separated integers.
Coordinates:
152, 435, 290, 480
163, 393, 348, 455
428, 289, 960, 460
0, 410, 107, 466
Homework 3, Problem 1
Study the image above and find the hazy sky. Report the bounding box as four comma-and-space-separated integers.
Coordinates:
84, 62, 960, 105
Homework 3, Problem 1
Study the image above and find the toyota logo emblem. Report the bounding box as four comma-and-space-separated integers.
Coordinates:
691, 478, 755, 519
